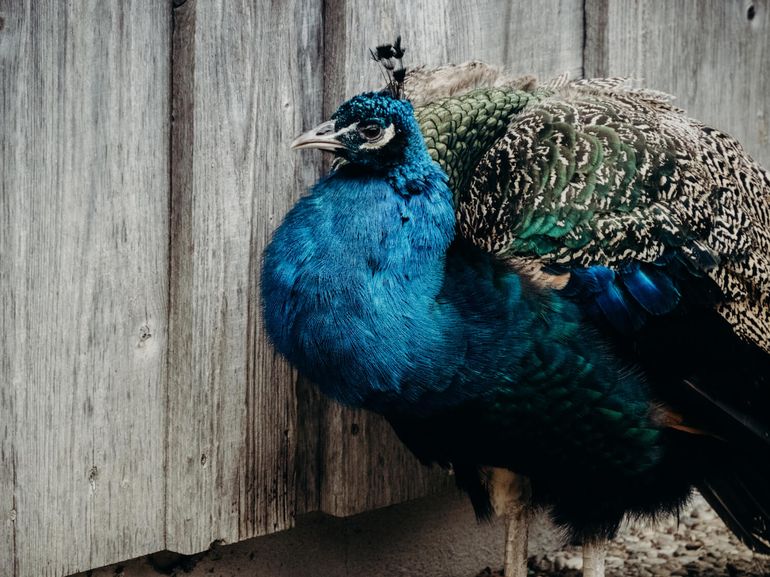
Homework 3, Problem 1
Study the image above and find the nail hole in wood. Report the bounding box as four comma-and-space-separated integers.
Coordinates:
88, 466, 99, 488
350, 422, 360, 435
748, 4, 756, 20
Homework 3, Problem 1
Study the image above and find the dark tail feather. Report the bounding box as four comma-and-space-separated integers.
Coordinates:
683, 379, 770, 446
681, 375, 770, 553
453, 463, 494, 522
698, 466, 770, 554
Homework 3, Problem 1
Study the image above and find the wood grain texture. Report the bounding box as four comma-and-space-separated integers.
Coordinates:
166, 0, 323, 554
314, 0, 584, 517
584, 0, 770, 166
583, 0, 609, 78
0, 2, 169, 576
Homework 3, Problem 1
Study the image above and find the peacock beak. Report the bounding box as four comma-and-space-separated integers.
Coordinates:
291, 120, 348, 152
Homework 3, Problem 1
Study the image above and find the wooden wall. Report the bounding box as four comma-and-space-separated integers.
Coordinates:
1, 2, 170, 576
0, 1, 767, 576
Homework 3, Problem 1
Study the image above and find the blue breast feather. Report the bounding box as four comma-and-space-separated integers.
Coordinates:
261, 166, 462, 411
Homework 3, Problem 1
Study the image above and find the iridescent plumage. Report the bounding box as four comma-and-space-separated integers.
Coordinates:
262, 60, 770, 560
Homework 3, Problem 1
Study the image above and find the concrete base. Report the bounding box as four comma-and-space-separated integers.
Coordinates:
70, 490, 563, 577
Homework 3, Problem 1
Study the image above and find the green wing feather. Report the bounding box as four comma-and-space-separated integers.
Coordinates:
414, 87, 534, 202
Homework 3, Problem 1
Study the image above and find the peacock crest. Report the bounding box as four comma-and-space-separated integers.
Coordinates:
370, 36, 407, 99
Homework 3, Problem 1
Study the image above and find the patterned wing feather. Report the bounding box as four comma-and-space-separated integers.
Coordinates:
413, 87, 534, 202
417, 76, 770, 354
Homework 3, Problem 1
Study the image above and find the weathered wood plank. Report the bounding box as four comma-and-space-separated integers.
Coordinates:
294, 379, 324, 515
0, 2, 169, 576
583, 0, 609, 79
166, 0, 323, 554
585, 0, 770, 166
0, 264, 16, 571
314, 0, 584, 517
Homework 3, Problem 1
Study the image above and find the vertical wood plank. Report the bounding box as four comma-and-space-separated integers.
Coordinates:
294, 379, 324, 515
315, 0, 584, 517
583, 0, 610, 77
585, 0, 770, 166
0, 2, 169, 576
166, 0, 323, 554
0, 252, 15, 572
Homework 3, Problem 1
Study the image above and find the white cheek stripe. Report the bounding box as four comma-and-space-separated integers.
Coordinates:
360, 123, 396, 150
331, 123, 357, 139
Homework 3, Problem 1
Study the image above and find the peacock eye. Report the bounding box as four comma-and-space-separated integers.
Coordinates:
358, 123, 383, 140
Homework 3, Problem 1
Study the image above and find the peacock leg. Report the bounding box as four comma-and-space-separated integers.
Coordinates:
582, 540, 607, 577
490, 469, 531, 577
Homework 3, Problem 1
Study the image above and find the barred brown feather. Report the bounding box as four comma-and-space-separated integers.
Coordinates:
406, 68, 770, 354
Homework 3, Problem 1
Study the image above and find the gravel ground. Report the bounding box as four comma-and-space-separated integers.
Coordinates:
477, 494, 770, 577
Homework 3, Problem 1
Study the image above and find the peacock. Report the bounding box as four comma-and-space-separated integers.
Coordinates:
261, 39, 770, 577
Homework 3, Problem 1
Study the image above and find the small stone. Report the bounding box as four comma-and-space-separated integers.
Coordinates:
675, 555, 699, 566
563, 556, 583, 571
605, 555, 624, 567
624, 535, 640, 543
682, 517, 698, 528
628, 540, 653, 552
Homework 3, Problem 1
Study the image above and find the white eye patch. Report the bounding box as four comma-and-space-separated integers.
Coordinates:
360, 123, 396, 150
334, 123, 359, 138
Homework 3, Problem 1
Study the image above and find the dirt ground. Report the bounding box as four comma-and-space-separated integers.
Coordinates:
476, 494, 770, 577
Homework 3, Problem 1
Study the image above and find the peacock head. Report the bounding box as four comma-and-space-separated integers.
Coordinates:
291, 91, 428, 170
